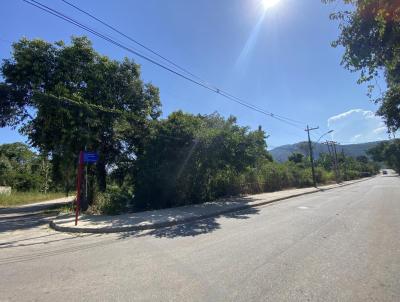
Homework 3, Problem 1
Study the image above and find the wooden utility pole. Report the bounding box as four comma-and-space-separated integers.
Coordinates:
341, 148, 347, 179
324, 141, 336, 183
331, 141, 341, 182
305, 125, 319, 188
324, 141, 341, 183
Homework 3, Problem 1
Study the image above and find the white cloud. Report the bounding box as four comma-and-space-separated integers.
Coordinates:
328, 109, 363, 123
373, 127, 387, 134
327, 109, 389, 144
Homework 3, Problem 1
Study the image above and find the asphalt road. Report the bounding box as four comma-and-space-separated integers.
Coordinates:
0, 174, 399, 302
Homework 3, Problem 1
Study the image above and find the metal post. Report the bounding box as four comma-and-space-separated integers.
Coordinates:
84, 164, 88, 211
75, 151, 84, 226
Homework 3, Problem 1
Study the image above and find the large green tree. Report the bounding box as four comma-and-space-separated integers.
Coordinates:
0, 143, 45, 191
134, 111, 272, 209
324, 0, 400, 134
0, 37, 161, 194
368, 139, 400, 172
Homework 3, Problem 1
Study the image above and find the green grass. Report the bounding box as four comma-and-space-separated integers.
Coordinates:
0, 191, 69, 207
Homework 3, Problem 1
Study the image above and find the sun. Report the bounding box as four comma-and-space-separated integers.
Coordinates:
262, 0, 281, 10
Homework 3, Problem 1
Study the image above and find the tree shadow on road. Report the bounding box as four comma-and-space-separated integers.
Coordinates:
117, 206, 260, 240
0, 214, 55, 233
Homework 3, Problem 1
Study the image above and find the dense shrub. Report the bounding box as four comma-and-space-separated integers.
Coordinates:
342, 170, 361, 181
89, 187, 132, 215
260, 162, 293, 191
315, 167, 335, 184
209, 168, 242, 198
134, 112, 271, 210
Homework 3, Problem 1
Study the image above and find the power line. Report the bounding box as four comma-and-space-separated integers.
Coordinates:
37, 92, 277, 143
42, 88, 304, 148
61, 0, 306, 127
61, 0, 203, 83
22, 0, 306, 130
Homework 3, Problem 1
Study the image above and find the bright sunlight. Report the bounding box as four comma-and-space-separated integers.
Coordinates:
262, 0, 281, 10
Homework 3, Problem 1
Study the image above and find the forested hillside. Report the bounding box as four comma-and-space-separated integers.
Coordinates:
270, 141, 384, 162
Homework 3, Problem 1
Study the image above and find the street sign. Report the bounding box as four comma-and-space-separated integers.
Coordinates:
83, 152, 99, 163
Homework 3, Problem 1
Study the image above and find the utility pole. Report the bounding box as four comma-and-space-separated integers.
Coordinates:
331, 141, 341, 182
85, 145, 88, 209
324, 141, 341, 183
324, 141, 337, 183
341, 148, 347, 180
305, 125, 319, 188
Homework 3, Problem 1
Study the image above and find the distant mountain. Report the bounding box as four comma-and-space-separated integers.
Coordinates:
269, 141, 384, 162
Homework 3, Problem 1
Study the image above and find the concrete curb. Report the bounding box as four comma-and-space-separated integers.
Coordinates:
50, 176, 375, 234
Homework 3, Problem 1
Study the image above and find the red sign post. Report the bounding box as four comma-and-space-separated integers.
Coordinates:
75, 151, 84, 226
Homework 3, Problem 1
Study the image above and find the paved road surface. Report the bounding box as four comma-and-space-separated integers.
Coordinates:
0, 175, 399, 301
0, 196, 73, 219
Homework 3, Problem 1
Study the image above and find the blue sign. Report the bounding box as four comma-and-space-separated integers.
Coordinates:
83, 152, 99, 163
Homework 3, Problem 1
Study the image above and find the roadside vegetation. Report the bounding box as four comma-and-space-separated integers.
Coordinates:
0, 36, 382, 214
0, 191, 67, 207
132, 111, 379, 211
0, 143, 51, 192
0, 142, 70, 207
368, 139, 400, 174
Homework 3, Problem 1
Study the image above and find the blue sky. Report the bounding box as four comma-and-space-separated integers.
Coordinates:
0, 0, 390, 148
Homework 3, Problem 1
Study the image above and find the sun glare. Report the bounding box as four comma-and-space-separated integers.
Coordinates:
262, 0, 281, 10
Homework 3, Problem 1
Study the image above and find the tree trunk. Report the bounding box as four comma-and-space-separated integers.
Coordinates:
96, 159, 107, 192
65, 181, 70, 197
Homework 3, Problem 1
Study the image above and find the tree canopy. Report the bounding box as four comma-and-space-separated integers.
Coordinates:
288, 152, 304, 164
0, 36, 161, 193
324, 0, 400, 134
134, 111, 272, 209
0, 143, 50, 191
368, 139, 400, 173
